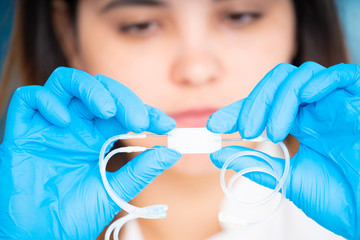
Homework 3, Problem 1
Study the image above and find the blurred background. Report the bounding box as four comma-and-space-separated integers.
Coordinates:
0, 0, 15, 78
335, 0, 360, 65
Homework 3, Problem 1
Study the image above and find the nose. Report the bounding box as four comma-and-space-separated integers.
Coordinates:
171, 45, 222, 87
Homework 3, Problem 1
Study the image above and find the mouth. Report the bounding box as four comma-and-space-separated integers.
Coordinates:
169, 107, 219, 128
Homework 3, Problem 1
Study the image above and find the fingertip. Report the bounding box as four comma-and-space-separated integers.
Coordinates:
99, 96, 117, 119
240, 127, 256, 139
163, 116, 176, 132
90, 88, 117, 120
238, 121, 260, 139
206, 114, 220, 133
166, 147, 183, 160
206, 112, 228, 134
266, 133, 277, 144
266, 127, 285, 144
56, 112, 71, 127
169, 117, 177, 129
238, 124, 247, 139
206, 115, 230, 134
145, 105, 176, 134
156, 116, 176, 134
49, 102, 72, 126
210, 151, 222, 169
206, 100, 243, 134
210, 149, 220, 160
127, 105, 150, 133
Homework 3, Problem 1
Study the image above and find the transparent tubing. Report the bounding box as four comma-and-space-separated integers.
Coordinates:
219, 141, 290, 226
105, 214, 138, 240
99, 131, 291, 237
99, 134, 167, 240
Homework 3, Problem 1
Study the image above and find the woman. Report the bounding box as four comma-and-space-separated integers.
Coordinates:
0, 0, 358, 239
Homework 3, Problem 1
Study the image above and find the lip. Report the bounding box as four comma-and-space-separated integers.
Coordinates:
169, 107, 219, 128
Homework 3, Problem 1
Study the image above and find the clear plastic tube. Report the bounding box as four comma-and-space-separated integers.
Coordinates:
99, 134, 167, 240
99, 130, 291, 239
219, 141, 290, 226
105, 214, 138, 240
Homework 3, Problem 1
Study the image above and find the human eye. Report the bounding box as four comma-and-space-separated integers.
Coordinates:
222, 12, 262, 27
119, 20, 160, 36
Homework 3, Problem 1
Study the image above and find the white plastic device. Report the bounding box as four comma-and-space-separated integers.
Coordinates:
168, 128, 222, 153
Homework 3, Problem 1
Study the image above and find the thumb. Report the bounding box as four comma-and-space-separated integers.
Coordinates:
107, 146, 182, 203
210, 146, 287, 192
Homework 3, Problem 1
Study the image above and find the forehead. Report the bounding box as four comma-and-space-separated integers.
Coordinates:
82, 0, 284, 10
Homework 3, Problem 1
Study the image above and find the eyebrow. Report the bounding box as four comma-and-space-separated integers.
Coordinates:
101, 0, 168, 13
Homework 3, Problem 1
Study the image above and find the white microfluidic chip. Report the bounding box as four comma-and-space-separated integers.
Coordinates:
167, 128, 222, 154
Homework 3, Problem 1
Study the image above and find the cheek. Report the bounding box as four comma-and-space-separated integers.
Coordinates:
221, 34, 295, 97
86, 47, 170, 99
218, 6, 296, 98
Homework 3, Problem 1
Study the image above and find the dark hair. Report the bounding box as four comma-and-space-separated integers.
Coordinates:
0, 0, 76, 114
292, 0, 348, 66
0, 0, 349, 159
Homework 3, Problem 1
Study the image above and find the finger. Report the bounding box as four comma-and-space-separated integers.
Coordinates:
4, 86, 70, 140
107, 146, 182, 202
67, 97, 131, 138
206, 99, 244, 134
145, 105, 176, 134
210, 146, 286, 190
44, 67, 116, 119
267, 62, 325, 142
238, 63, 296, 139
68, 98, 95, 120
94, 117, 129, 139
300, 63, 360, 102
95, 74, 149, 133
69, 102, 175, 138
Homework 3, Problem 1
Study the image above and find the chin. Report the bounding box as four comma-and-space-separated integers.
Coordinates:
169, 153, 220, 175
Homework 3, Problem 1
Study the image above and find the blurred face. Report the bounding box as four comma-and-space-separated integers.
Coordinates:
59, 0, 296, 174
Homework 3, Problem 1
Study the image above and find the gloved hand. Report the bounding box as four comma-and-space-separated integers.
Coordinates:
0, 67, 181, 239
207, 62, 360, 239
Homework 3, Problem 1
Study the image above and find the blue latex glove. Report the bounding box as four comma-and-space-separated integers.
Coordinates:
0, 67, 181, 239
208, 62, 360, 239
